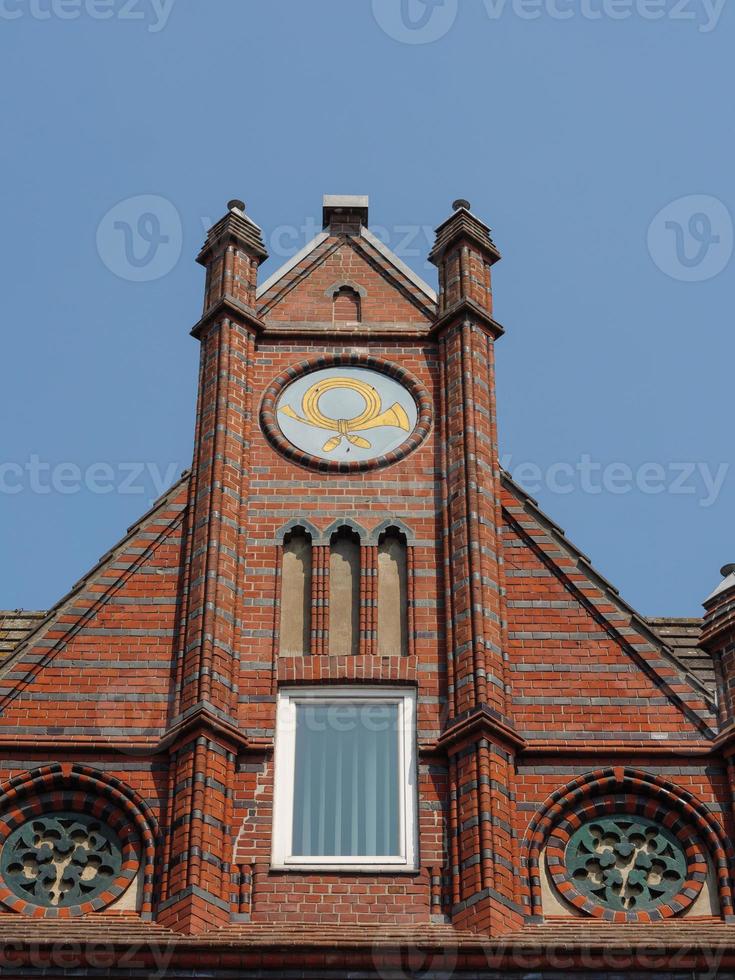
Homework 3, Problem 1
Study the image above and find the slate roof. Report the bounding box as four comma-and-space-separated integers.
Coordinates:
0, 610, 46, 661
648, 617, 716, 696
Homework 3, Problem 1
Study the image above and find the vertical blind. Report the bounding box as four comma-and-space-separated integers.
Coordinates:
292, 702, 400, 857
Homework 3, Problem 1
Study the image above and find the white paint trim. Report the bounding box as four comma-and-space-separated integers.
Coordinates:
359, 227, 437, 304
256, 232, 330, 299
255, 227, 438, 306
271, 686, 418, 872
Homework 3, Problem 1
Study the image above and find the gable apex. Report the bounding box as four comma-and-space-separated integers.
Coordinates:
256, 225, 437, 307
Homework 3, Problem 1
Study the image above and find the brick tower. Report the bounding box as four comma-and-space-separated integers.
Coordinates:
0, 193, 732, 976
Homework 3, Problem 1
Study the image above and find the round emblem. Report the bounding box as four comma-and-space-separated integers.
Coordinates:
545, 802, 708, 920
0, 812, 124, 909
275, 367, 420, 464
565, 815, 687, 913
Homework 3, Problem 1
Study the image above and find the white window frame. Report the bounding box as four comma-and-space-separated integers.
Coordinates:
271, 687, 418, 872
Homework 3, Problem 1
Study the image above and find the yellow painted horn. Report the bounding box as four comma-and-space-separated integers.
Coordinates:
352, 402, 410, 433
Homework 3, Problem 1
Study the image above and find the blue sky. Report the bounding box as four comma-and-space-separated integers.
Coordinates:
0, 0, 732, 616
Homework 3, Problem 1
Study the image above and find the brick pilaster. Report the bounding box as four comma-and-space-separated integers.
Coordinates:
312, 545, 329, 656
160, 202, 267, 933
430, 202, 523, 935
361, 544, 378, 657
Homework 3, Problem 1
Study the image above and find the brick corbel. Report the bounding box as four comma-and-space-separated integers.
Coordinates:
436, 705, 526, 757
190, 294, 265, 340
429, 299, 505, 340
158, 703, 251, 755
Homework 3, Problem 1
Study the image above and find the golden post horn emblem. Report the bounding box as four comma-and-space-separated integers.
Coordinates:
279, 377, 410, 452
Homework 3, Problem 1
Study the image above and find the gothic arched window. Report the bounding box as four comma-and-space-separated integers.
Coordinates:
377, 529, 408, 657
280, 528, 312, 656
329, 527, 360, 656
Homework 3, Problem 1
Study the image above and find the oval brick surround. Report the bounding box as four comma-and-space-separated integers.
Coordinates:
260, 353, 433, 473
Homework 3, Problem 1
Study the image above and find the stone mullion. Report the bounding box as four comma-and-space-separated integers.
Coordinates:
320, 545, 329, 655
312, 545, 328, 656
361, 545, 377, 657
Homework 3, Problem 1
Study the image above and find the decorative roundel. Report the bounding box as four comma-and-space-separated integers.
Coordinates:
0, 812, 124, 909
566, 815, 687, 912
0, 800, 140, 916
261, 356, 432, 472
547, 803, 707, 921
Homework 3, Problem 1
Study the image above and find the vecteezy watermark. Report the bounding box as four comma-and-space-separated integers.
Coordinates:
371, 0, 459, 44
0, 939, 175, 977
372, 0, 727, 40
369, 936, 726, 978
0, 0, 176, 31
0, 456, 181, 504
212, 211, 437, 271
648, 195, 733, 282
97, 195, 182, 282
502, 454, 730, 508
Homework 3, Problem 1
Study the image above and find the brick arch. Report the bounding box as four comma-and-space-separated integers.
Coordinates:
323, 279, 368, 299
368, 518, 416, 546
274, 517, 322, 544
523, 766, 734, 922
0, 763, 158, 918
322, 518, 368, 543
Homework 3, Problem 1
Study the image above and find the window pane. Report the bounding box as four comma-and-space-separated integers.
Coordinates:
292, 702, 400, 857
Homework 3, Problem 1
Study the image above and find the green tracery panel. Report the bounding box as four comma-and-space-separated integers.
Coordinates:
566, 814, 687, 912
0, 812, 123, 908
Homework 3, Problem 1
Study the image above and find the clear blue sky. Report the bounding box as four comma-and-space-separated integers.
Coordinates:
1, 0, 732, 616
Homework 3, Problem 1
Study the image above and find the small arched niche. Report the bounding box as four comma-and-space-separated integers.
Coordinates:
377, 528, 408, 657
280, 528, 312, 656
332, 286, 361, 324
329, 527, 361, 656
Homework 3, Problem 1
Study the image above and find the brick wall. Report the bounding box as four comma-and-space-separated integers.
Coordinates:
0, 202, 729, 948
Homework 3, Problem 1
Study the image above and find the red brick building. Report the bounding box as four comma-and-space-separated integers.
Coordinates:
1, 195, 734, 978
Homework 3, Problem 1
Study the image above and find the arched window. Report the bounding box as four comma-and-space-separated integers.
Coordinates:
329, 528, 360, 656
377, 529, 408, 657
280, 528, 312, 656
332, 286, 361, 324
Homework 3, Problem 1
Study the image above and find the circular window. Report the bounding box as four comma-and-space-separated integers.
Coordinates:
0, 812, 124, 909
261, 357, 432, 472
546, 806, 707, 920
566, 815, 687, 913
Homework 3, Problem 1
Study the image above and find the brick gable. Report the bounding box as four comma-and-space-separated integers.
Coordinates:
0, 477, 188, 745
0, 196, 731, 972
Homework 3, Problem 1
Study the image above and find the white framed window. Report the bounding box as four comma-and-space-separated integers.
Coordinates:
271, 687, 417, 871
